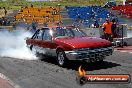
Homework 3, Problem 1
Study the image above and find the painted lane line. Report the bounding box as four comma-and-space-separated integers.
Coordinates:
0, 73, 20, 88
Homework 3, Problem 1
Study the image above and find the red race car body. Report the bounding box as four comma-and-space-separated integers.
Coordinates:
26, 26, 113, 66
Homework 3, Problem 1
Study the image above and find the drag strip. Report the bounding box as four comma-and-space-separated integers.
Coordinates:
0, 51, 132, 88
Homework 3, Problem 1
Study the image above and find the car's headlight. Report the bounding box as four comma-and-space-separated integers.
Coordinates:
65, 48, 90, 53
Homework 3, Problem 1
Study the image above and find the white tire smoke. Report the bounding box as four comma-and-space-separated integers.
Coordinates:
0, 28, 37, 60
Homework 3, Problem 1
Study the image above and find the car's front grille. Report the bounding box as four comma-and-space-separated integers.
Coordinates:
89, 45, 112, 50
77, 46, 113, 61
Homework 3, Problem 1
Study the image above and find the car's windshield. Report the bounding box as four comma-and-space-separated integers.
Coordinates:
55, 27, 87, 38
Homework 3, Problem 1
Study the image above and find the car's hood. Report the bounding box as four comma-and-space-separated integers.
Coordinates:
55, 36, 112, 49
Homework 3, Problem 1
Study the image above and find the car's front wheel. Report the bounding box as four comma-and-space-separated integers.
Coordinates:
57, 50, 68, 67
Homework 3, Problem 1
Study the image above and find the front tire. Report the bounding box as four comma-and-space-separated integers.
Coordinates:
57, 50, 68, 67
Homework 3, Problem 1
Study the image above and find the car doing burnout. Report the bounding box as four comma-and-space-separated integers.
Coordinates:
26, 26, 113, 66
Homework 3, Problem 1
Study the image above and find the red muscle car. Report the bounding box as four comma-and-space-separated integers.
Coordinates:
26, 26, 113, 67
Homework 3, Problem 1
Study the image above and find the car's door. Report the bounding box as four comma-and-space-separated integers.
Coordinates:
29, 28, 54, 55
27, 29, 45, 53
41, 29, 58, 56
26, 30, 41, 49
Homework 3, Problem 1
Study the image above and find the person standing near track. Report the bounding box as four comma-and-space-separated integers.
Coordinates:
102, 18, 113, 42
93, 20, 99, 28
3, 7, 7, 16
111, 18, 117, 38
31, 19, 38, 32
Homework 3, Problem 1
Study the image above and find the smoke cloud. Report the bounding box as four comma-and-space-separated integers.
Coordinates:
127, 30, 132, 38
0, 28, 37, 60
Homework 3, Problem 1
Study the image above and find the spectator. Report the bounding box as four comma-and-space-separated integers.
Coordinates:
3, 7, 7, 16
102, 18, 113, 42
0, 18, 2, 26
1, 17, 7, 26
20, 7, 23, 12
57, 21, 63, 26
31, 19, 38, 32
114, 16, 118, 23
111, 19, 117, 38
4, 18, 8, 26
25, 6, 28, 9
73, 16, 81, 27
31, 4, 33, 8
44, 22, 48, 27
93, 20, 99, 28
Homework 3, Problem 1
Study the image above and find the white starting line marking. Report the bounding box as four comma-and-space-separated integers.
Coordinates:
0, 73, 7, 80
0, 73, 20, 88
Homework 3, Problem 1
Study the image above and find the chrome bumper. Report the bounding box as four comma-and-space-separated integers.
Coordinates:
65, 47, 113, 62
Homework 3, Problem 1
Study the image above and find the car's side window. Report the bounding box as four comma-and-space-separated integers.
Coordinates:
56, 28, 65, 36
56, 28, 69, 37
42, 29, 52, 41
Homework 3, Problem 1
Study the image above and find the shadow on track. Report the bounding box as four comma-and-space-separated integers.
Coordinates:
41, 57, 121, 71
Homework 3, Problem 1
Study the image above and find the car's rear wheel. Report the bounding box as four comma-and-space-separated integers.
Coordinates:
36, 52, 45, 60
57, 50, 68, 67
30, 45, 44, 60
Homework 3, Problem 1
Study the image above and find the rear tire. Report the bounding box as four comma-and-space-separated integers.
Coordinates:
30, 45, 44, 60
57, 50, 68, 67
36, 52, 45, 60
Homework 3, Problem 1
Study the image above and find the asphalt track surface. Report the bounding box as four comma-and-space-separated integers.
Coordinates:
0, 51, 132, 88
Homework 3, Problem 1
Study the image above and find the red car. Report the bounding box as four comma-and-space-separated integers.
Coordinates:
26, 26, 113, 67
